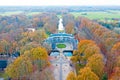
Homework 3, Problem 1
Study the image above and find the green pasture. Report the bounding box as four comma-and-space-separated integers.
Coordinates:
0, 11, 42, 16
26, 12, 42, 16
0, 11, 23, 16
70, 10, 120, 20
57, 14, 62, 18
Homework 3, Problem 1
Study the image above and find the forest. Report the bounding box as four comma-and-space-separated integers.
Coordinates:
0, 6, 120, 80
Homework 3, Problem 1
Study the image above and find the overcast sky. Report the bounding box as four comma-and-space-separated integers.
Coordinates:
0, 0, 120, 6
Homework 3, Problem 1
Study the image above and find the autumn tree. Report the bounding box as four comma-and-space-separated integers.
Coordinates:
106, 42, 120, 77
65, 21, 75, 34
0, 39, 10, 54
20, 42, 39, 54
0, 44, 4, 54
111, 42, 120, 56
109, 67, 120, 80
74, 17, 120, 79
86, 54, 104, 79
77, 67, 99, 80
71, 40, 102, 74
62, 14, 75, 26
24, 47, 50, 71
30, 67, 55, 80
5, 55, 33, 79
76, 17, 119, 54
66, 71, 77, 80
71, 40, 101, 65
116, 56, 120, 67
106, 42, 120, 76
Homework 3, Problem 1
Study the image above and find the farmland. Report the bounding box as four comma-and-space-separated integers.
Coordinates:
70, 10, 120, 20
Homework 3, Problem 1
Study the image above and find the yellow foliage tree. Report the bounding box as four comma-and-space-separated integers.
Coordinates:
24, 47, 50, 71
77, 67, 99, 80
30, 47, 48, 60
86, 54, 104, 79
66, 71, 77, 80
71, 40, 101, 64
5, 55, 33, 79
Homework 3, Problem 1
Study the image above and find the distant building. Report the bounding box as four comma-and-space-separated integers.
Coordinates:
0, 55, 9, 71
45, 18, 78, 51
45, 32, 78, 50
0, 52, 20, 71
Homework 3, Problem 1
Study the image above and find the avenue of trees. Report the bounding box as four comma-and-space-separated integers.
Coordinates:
68, 40, 104, 80
63, 14, 120, 80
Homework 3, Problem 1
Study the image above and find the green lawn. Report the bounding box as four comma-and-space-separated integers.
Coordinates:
57, 44, 66, 48
0, 72, 8, 80
0, 11, 42, 16
0, 11, 23, 16
26, 12, 42, 16
70, 11, 120, 20
57, 14, 62, 18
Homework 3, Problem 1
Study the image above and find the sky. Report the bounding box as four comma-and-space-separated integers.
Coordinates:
0, 0, 120, 6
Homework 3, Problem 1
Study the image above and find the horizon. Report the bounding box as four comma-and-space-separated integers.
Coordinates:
0, 5, 120, 7
0, 0, 120, 6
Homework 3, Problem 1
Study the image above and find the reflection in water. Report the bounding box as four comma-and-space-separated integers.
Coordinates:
58, 18, 64, 31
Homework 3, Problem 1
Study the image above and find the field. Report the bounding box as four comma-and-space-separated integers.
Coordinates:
70, 10, 120, 20
0, 11, 23, 16
26, 12, 42, 16
0, 10, 120, 21
0, 11, 42, 16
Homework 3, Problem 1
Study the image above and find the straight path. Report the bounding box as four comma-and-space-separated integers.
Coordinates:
50, 50, 74, 80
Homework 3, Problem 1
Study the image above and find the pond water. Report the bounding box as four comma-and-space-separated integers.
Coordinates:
50, 51, 72, 57
63, 52, 72, 57
50, 52, 60, 56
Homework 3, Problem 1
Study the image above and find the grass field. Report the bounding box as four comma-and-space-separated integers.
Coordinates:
26, 12, 42, 16
0, 11, 23, 16
0, 11, 42, 16
57, 14, 62, 18
0, 10, 120, 20
0, 72, 8, 80
57, 44, 66, 48
70, 10, 120, 20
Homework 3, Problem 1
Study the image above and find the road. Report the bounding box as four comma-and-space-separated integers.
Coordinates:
50, 50, 74, 80
49, 18, 75, 80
